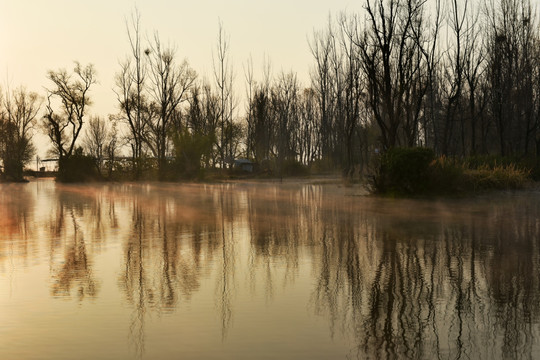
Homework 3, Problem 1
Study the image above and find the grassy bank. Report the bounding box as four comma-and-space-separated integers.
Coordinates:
369, 147, 533, 197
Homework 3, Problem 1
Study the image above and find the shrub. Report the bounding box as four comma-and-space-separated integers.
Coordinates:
370, 148, 531, 196
462, 154, 511, 169
58, 149, 100, 183
310, 157, 335, 174
259, 158, 310, 178
464, 164, 530, 191
171, 128, 214, 180
281, 159, 310, 176
371, 147, 435, 195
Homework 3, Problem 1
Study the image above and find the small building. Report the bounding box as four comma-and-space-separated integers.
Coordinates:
41, 158, 59, 171
233, 159, 254, 172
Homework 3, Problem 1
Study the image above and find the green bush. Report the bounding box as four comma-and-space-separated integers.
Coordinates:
429, 156, 466, 193
370, 148, 531, 196
171, 128, 214, 180
371, 147, 435, 195
464, 164, 530, 191
258, 158, 310, 178
463, 154, 539, 179
281, 159, 310, 176
310, 157, 335, 174
58, 150, 100, 183
462, 154, 511, 169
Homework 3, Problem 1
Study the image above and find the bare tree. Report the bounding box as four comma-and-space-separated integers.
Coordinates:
309, 20, 336, 162
182, 81, 219, 168
42, 62, 96, 162
462, 1, 487, 155
250, 85, 273, 163
190, 81, 221, 166
356, 0, 429, 151
243, 56, 255, 159
83, 116, 108, 175
486, 0, 539, 156
115, 9, 149, 179
0, 86, 41, 181
213, 20, 236, 168
417, 0, 442, 150
105, 119, 119, 178
146, 33, 197, 179
244, 57, 274, 164
272, 71, 301, 177
339, 14, 366, 178
297, 87, 320, 166
438, 0, 469, 155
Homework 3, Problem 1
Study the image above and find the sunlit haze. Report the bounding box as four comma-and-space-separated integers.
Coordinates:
1, 0, 364, 155
3, 1, 540, 358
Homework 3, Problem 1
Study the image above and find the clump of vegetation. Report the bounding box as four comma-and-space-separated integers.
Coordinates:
280, 159, 310, 177
370, 147, 435, 195
428, 155, 466, 192
370, 147, 531, 196
170, 128, 214, 180
464, 163, 530, 191
463, 155, 540, 182
57, 148, 100, 183
310, 157, 335, 175
0, 87, 40, 182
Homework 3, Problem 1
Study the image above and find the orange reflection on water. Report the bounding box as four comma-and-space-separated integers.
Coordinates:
1, 179, 540, 359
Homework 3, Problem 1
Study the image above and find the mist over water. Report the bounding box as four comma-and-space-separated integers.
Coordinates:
1, 179, 540, 359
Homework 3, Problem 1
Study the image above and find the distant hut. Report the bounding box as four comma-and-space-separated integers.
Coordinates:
41, 158, 59, 171
233, 159, 254, 172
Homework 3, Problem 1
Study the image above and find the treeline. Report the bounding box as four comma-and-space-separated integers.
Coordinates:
1, 0, 540, 182
0, 87, 40, 181
309, 0, 540, 174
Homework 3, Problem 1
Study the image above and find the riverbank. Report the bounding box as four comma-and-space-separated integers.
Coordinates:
14, 165, 540, 200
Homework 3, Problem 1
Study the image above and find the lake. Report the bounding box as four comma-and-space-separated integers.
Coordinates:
1, 179, 540, 359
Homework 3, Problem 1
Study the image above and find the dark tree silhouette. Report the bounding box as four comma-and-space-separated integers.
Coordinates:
0, 86, 41, 181
42, 62, 96, 163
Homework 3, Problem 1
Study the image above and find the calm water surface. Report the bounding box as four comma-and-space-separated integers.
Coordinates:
1, 179, 540, 359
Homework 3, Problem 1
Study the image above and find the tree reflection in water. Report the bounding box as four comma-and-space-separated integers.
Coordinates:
305, 194, 540, 359
46, 185, 102, 300
62, 184, 540, 358
50, 210, 99, 299
2, 181, 540, 359
0, 183, 35, 268
116, 183, 238, 356
216, 185, 237, 341
246, 184, 304, 303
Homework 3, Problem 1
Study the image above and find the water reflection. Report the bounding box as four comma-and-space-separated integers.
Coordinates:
46, 186, 104, 300
0, 183, 36, 267
50, 210, 99, 299
306, 194, 540, 359
1, 180, 540, 359
117, 185, 218, 356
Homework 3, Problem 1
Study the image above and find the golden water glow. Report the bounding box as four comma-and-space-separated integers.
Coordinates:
1, 179, 540, 359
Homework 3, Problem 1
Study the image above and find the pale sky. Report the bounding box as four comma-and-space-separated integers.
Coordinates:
1, 0, 363, 116
1, 0, 365, 157
3, 0, 539, 157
